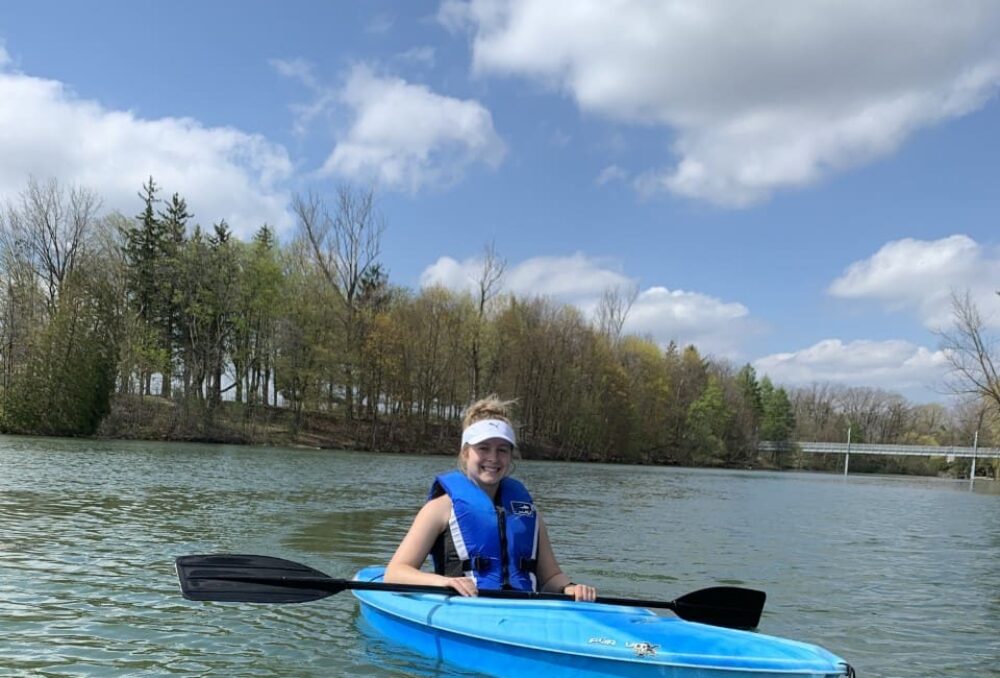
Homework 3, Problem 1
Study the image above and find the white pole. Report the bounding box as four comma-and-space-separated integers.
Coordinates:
844, 426, 851, 477
970, 430, 978, 482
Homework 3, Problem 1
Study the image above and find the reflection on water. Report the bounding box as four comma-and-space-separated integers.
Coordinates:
1, 436, 998, 677
283, 508, 413, 565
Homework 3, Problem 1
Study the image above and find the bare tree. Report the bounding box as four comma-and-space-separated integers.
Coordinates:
595, 283, 639, 344
295, 184, 384, 418
470, 241, 506, 399
937, 291, 1000, 413
0, 178, 101, 397
0, 177, 101, 311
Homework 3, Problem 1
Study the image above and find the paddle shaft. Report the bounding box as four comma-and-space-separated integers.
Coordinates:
176, 554, 765, 628
196, 573, 690, 607
182, 571, 755, 613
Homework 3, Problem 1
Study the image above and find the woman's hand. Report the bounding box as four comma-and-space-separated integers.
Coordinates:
564, 583, 597, 602
442, 575, 478, 597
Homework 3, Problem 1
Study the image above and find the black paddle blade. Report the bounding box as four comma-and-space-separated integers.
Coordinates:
176, 554, 344, 603
671, 586, 766, 629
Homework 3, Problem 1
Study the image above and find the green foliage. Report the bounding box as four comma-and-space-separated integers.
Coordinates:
619, 336, 672, 459
122, 177, 164, 324
737, 364, 763, 421
760, 378, 795, 441
758, 377, 795, 465
3, 176, 987, 478
274, 251, 341, 420
1, 268, 117, 435
685, 376, 730, 464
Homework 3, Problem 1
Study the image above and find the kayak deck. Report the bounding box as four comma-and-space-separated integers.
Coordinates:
352, 566, 851, 678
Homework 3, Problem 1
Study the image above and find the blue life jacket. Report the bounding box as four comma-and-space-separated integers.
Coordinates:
428, 469, 539, 591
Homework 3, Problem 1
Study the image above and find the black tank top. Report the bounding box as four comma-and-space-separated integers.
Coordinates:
430, 529, 465, 576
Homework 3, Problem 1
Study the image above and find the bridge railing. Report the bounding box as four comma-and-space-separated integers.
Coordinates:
759, 441, 1000, 459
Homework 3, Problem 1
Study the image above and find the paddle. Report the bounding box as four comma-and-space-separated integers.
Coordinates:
175, 554, 765, 629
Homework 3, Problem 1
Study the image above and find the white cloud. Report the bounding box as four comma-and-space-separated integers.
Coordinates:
270, 58, 339, 138
755, 338, 950, 394
625, 286, 752, 358
504, 252, 632, 301
442, 0, 1000, 206
419, 256, 479, 293
421, 251, 630, 301
270, 57, 320, 89
420, 251, 752, 356
397, 47, 436, 67
828, 235, 1000, 328
321, 65, 507, 191
596, 164, 627, 185
0, 68, 294, 238
0, 45, 10, 70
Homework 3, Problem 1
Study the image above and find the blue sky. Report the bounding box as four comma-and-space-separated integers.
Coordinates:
2, 1, 1000, 402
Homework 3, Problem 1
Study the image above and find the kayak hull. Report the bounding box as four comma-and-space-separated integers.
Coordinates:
353, 567, 850, 678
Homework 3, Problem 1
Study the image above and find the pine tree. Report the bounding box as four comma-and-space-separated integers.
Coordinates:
737, 364, 763, 422
760, 377, 796, 464
121, 176, 167, 395
155, 192, 192, 398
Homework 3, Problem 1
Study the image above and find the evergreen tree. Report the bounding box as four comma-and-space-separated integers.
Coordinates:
155, 192, 192, 398
760, 376, 796, 464
125, 177, 162, 322
737, 364, 763, 422
121, 177, 168, 395
206, 220, 237, 407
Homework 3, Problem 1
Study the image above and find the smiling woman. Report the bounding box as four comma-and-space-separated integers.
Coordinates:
384, 395, 598, 601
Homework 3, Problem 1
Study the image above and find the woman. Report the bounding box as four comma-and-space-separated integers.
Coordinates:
385, 396, 597, 601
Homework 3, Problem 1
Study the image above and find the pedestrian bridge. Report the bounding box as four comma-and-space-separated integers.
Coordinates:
759, 440, 1000, 459
759, 440, 1000, 478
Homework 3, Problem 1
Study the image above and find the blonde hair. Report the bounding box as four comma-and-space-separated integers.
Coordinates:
458, 394, 519, 473
461, 394, 516, 429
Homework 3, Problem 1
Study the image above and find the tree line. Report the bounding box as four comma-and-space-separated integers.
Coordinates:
1, 177, 997, 477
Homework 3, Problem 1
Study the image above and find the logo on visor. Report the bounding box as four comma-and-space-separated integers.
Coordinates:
510, 501, 535, 517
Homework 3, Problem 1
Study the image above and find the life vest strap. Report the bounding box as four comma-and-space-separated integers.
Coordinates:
461, 556, 491, 572
459, 556, 536, 573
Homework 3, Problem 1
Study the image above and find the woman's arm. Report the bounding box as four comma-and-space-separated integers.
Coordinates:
533, 516, 597, 601
384, 495, 478, 596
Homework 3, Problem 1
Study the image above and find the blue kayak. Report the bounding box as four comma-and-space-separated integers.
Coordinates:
353, 566, 852, 677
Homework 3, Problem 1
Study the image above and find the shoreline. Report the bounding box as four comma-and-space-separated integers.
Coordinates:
2, 394, 993, 480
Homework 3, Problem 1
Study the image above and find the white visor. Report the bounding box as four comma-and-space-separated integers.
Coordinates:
461, 419, 516, 447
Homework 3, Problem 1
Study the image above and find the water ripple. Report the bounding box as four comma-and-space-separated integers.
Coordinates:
1, 438, 998, 676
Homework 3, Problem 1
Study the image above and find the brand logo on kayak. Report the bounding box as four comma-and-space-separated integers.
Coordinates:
588, 637, 616, 646
626, 641, 658, 658
510, 501, 535, 516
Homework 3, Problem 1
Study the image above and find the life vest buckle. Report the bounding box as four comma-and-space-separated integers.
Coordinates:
462, 556, 492, 572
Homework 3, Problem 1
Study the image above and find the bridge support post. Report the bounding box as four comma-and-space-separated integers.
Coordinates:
844, 426, 851, 477
970, 430, 978, 482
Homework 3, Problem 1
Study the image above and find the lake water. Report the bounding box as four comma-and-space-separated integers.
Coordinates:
1, 435, 998, 677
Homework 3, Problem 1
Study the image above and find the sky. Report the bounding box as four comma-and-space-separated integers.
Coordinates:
2, 0, 1000, 403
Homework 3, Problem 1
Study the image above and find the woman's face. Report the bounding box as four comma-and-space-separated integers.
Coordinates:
463, 437, 513, 488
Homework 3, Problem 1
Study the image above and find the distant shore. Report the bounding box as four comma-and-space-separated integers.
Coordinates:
75, 394, 1000, 480
92, 394, 710, 466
